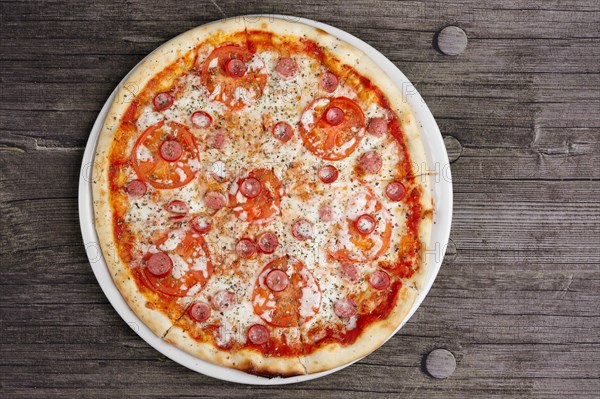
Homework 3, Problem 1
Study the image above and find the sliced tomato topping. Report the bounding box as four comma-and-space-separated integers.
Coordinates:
252, 256, 321, 327
328, 186, 392, 263
200, 44, 267, 109
257, 232, 278, 254
247, 324, 270, 345
131, 121, 199, 190
189, 302, 211, 322
229, 168, 282, 224
318, 165, 339, 183
142, 230, 213, 297
299, 97, 366, 161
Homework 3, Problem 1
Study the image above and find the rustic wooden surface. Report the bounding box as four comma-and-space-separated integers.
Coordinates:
1, 0, 599, 397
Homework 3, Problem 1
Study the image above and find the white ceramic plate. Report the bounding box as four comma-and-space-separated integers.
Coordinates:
78, 15, 452, 385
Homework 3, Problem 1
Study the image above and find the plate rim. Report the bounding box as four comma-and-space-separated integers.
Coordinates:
78, 14, 453, 385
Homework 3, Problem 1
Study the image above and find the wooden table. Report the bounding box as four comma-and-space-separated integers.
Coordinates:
1, 1, 599, 397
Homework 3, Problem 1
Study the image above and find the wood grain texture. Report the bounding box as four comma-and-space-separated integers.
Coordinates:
1, 0, 599, 398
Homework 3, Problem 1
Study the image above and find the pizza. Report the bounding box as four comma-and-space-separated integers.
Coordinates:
92, 16, 433, 377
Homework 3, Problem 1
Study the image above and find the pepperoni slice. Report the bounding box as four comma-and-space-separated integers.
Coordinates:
240, 177, 262, 199
334, 298, 358, 319
236, 238, 257, 259
189, 302, 211, 322
328, 186, 392, 263
386, 181, 406, 202
208, 129, 229, 150
368, 117, 388, 136
325, 106, 344, 125
204, 191, 227, 210
299, 97, 366, 161
340, 263, 360, 283
131, 121, 199, 190
257, 232, 278, 254
191, 214, 212, 234
291, 219, 313, 241
200, 45, 267, 109
320, 72, 338, 93
165, 200, 189, 215
225, 58, 246, 77
153, 92, 174, 111
252, 257, 321, 327
276, 57, 298, 78
159, 140, 183, 162
265, 269, 289, 292
212, 290, 236, 311
355, 214, 377, 235
191, 111, 212, 129
142, 231, 213, 297
318, 165, 339, 184
272, 121, 294, 142
319, 205, 333, 222
146, 252, 173, 278
247, 324, 270, 345
369, 270, 390, 290
125, 179, 147, 198
359, 151, 383, 174
229, 169, 282, 224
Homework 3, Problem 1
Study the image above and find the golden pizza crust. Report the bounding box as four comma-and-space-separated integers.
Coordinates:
164, 327, 307, 377
93, 15, 434, 377
93, 151, 174, 337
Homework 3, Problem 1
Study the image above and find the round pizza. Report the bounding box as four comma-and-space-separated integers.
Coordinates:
92, 16, 433, 377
